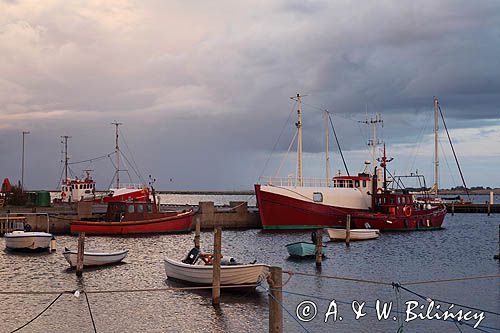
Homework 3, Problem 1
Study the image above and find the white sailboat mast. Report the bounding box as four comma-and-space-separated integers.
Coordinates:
112, 121, 122, 188
296, 93, 303, 186
433, 96, 439, 196
325, 110, 331, 186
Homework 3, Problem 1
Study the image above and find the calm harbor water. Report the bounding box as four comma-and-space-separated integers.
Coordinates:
0, 214, 498, 332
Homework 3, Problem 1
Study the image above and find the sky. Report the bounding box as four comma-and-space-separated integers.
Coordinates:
1, 0, 499, 190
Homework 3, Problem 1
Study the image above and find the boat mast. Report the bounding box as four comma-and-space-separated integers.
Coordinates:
112, 121, 123, 188
293, 93, 304, 186
61, 135, 71, 181
325, 110, 330, 186
361, 113, 383, 174
433, 96, 439, 196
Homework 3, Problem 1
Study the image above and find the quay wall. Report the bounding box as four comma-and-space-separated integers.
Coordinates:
0, 201, 262, 234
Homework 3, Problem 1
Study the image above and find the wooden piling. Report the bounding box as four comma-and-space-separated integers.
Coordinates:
451, 202, 455, 216
268, 266, 283, 333
495, 224, 499, 260
487, 200, 491, 216
315, 229, 323, 267
346, 215, 351, 247
194, 217, 201, 249
212, 226, 221, 306
76, 233, 85, 277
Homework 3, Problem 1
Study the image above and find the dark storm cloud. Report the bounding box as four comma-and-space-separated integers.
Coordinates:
1, 1, 499, 189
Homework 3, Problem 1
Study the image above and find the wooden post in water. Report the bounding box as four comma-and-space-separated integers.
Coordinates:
486, 200, 490, 216
494, 224, 499, 260
346, 215, 351, 247
194, 216, 201, 249
212, 226, 221, 306
315, 228, 323, 267
76, 233, 85, 277
451, 202, 455, 216
268, 266, 283, 333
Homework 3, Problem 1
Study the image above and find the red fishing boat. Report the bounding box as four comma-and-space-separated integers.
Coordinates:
70, 200, 194, 234
349, 147, 447, 231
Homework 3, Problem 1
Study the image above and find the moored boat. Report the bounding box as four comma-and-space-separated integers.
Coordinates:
285, 242, 317, 257
4, 231, 53, 251
63, 248, 128, 267
164, 257, 269, 288
326, 228, 380, 241
70, 201, 194, 235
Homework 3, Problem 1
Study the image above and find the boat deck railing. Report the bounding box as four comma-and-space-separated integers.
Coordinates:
259, 176, 332, 188
113, 183, 146, 190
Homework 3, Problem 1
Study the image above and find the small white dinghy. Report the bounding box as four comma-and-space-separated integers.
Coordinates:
327, 228, 380, 241
4, 231, 53, 251
165, 248, 269, 288
63, 248, 128, 267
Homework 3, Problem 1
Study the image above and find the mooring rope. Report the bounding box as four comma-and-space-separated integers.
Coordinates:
9, 292, 65, 333
266, 289, 311, 333
283, 270, 392, 286
84, 292, 98, 333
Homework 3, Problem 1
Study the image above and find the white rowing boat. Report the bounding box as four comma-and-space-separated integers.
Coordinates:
63, 248, 128, 267
4, 231, 53, 250
327, 228, 380, 241
164, 257, 269, 287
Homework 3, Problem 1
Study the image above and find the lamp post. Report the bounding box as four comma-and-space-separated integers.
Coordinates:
21, 131, 30, 190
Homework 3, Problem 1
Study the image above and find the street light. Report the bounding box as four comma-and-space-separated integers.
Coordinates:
21, 131, 30, 190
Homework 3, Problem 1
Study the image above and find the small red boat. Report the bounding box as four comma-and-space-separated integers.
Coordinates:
70, 201, 194, 235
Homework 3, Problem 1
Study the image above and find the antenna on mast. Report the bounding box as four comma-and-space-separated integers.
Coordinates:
111, 121, 123, 188
359, 113, 383, 173
290, 93, 306, 186
433, 96, 439, 196
61, 135, 71, 180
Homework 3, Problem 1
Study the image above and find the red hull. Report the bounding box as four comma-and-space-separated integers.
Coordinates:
70, 211, 193, 235
350, 206, 447, 231
255, 184, 361, 229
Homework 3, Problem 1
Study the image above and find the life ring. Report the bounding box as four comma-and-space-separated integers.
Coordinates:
376, 188, 383, 194
403, 205, 412, 217
61, 192, 67, 199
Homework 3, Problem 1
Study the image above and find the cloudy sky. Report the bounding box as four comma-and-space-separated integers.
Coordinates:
1, 0, 499, 190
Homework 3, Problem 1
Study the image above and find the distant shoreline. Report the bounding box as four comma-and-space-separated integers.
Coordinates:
30, 189, 500, 196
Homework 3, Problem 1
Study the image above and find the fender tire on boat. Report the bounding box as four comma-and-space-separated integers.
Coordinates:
403, 205, 412, 217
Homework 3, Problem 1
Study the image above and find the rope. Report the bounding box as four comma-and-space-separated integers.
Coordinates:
84, 292, 98, 333
402, 275, 500, 286
258, 100, 297, 181
393, 283, 497, 333
9, 292, 65, 333
267, 290, 311, 333
274, 128, 298, 178
394, 283, 500, 316
69, 153, 115, 165
327, 112, 349, 176
0, 284, 261, 296
283, 270, 392, 286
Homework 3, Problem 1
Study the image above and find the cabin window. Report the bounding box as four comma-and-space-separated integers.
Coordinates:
355, 180, 360, 188
313, 192, 323, 203
397, 197, 401, 204
128, 205, 135, 213
348, 181, 353, 188
390, 198, 394, 204
146, 204, 153, 212
362, 180, 366, 187
383, 197, 387, 204
136, 205, 144, 213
